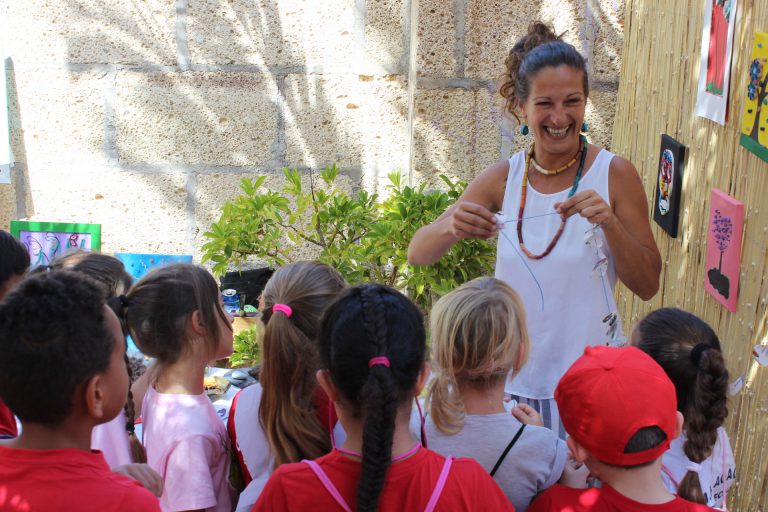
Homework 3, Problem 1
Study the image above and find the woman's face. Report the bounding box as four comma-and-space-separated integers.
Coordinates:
518, 64, 587, 156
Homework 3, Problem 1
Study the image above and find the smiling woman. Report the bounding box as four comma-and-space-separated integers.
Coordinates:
407, 22, 661, 439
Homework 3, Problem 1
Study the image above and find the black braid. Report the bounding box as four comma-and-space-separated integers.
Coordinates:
356, 287, 399, 512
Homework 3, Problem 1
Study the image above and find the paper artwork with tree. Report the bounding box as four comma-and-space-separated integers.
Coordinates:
740, 31, 768, 162
704, 189, 743, 312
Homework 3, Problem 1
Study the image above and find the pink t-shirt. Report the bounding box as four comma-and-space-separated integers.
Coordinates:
142, 385, 235, 512
92, 410, 133, 468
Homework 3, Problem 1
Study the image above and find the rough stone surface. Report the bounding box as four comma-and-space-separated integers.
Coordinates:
365, 0, 406, 74
115, 72, 279, 166
10, 66, 106, 167
585, 87, 618, 152
21, 164, 188, 254
413, 86, 502, 186
284, 74, 409, 173
4, 0, 177, 65
0, 183, 16, 229
187, 0, 357, 69
417, 0, 458, 77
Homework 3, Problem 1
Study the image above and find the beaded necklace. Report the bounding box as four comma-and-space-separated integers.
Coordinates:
529, 147, 582, 175
516, 135, 588, 260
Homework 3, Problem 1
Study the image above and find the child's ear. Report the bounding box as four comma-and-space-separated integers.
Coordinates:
673, 411, 684, 440
84, 374, 109, 422
316, 369, 340, 403
189, 310, 206, 336
414, 362, 430, 396
566, 436, 590, 463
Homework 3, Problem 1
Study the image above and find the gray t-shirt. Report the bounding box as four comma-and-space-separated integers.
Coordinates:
425, 413, 567, 511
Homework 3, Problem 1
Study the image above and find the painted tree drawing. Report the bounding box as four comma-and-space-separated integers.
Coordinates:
707, 209, 732, 298
740, 32, 768, 162
704, 189, 744, 312
706, 0, 732, 95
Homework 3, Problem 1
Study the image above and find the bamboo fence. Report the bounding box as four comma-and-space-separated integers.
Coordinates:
612, 0, 768, 509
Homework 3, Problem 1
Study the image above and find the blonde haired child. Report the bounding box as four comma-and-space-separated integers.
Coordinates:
122, 264, 235, 511
425, 277, 569, 510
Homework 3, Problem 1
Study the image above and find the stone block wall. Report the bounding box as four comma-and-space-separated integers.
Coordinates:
0, 0, 624, 260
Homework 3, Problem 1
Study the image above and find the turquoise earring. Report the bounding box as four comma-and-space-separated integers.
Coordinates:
581, 121, 589, 133
519, 124, 529, 135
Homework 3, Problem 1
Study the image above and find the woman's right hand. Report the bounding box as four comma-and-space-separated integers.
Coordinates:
446, 201, 499, 240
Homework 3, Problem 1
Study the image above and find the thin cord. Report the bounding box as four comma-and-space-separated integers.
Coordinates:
497, 211, 562, 224
498, 228, 545, 312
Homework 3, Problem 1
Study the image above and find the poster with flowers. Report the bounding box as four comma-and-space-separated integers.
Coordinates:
704, 189, 744, 312
695, 0, 739, 125
739, 31, 768, 162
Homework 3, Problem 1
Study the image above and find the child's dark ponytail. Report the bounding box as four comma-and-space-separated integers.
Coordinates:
635, 308, 729, 504
678, 346, 728, 503
356, 288, 399, 511
319, 284, 426, 512
123, 353, 148, 463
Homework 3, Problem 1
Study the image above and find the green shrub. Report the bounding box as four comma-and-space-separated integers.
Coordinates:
228, 324, 263, 368
201, 165, 496, 311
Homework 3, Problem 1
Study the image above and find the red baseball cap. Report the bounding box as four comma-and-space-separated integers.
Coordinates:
555, 345, 677, 466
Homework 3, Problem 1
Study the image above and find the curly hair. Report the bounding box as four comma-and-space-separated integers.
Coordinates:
0, 271, 113, 425
499, 21, 589, 122
0, 230, 29, 295
634, 308, 729, 503
319, 284, 426, 512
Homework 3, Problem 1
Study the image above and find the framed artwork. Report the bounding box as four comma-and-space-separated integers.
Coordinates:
704, 189, 744, 312
695, 0, 739, 125
9, 220, 101, 267
114, 253, 193, 280
739, 31, 768, 162
653, 135, 686, 238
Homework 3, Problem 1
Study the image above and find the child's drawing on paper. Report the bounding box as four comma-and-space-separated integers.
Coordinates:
21, 231, 91, 266
740, 31, 768, 162
706, 0, 733, 95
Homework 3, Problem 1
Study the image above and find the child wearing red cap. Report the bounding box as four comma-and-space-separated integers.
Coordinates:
528, 346, 719, 512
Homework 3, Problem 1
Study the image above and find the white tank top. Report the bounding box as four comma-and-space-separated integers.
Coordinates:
495, 149, 625, 399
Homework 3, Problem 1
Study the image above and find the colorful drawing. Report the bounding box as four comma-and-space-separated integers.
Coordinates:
739, 31, 768, 162
114, 253, 193, 280
706, 0, 733, 95
9, 220, 101, 267
704, 189, 743, 312
653, 135, 686, 238
695, 0, 739, 124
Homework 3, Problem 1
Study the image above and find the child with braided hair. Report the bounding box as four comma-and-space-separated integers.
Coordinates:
253, 284, 513, 511
632, 308, 735, 509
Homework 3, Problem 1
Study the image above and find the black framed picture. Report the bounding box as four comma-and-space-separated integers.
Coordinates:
653, 134, 686, 238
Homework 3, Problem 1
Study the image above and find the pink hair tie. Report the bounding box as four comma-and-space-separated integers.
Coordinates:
272, 303, 293, 318
368, 356, 390, 368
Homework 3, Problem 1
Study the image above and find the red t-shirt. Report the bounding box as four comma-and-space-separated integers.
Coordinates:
252, 447, 514, 511
0, 399, 17, 437
528, 483, 720, 512
0, 444, 159, 512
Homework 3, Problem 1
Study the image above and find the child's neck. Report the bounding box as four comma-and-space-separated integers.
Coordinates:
459, 379, 507, 415
598, 460, 675, 504
155, 355, 207, 395
4, 419, 93, 452
338, 406, 419, 460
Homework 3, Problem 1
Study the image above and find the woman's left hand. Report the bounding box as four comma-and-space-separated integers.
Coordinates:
554, 190, 616, 228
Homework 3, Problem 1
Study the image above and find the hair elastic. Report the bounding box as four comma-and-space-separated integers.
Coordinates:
272, 303, 292, 318
368, 356, 390, 368
690, 343, 710, 367
118, 295, 131, 308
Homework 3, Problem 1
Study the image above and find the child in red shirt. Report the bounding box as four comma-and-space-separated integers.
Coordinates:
252, 284, 514, 511
528, 346, 719, 512
0, 271, 159, 511
0, 230, 30, 438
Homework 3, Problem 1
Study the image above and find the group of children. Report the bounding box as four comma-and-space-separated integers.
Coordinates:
0, 229, 736, 511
